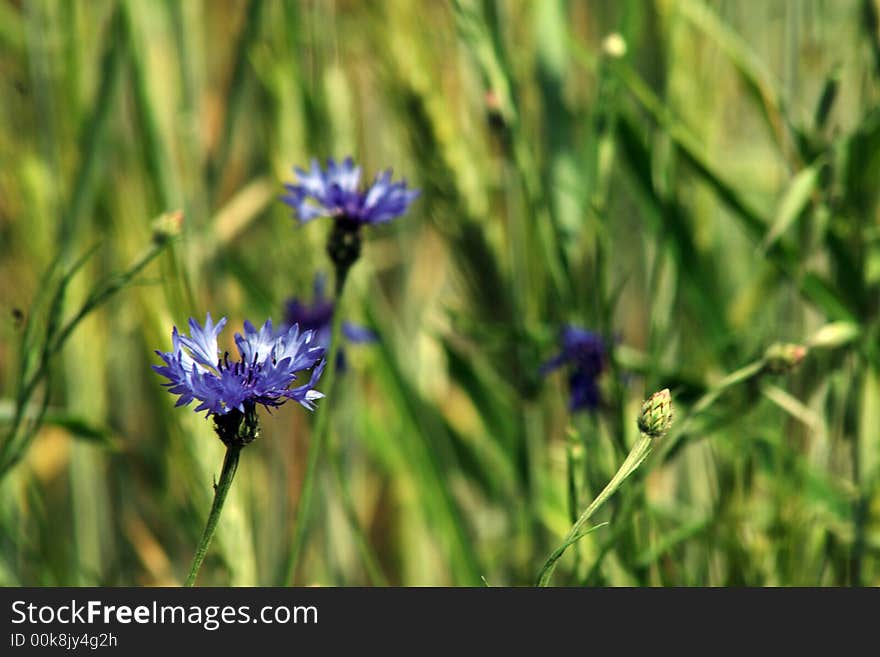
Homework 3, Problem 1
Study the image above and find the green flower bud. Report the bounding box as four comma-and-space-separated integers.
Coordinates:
763, 342, 807, 374
638, 388, 673, 439
151, 210, 184, 244
601, 33, 627, 58
806, 322, 860, 349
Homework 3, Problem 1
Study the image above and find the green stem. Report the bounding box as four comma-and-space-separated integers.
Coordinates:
328, 448, 389, 586
185, 444, 241, 587
537, 433, 653, 586
0, 237, 170, 479
565, 432, 583, 578
282, 269, 348, 585
577, 359, 772, 579
524, 403, 546, 551
565, 437, 579, 525
655, 359, 765, 464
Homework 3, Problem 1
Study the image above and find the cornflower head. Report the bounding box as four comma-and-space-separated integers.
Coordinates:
283, 274, 376, 370
280, 157, 419, 286
153, 313, 325, 447
541, 326, 608, 412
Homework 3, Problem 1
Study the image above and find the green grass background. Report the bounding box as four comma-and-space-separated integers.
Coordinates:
1, 0, 878, 586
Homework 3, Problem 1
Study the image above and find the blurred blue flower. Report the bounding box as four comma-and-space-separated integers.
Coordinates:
284, 274, 376, 370
281, 156, 419, 226
153, 313, 326, 416
541, 326, 607, 411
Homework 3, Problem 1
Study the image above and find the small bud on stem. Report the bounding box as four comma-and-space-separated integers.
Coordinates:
538, 388, 674, 585
637, 388, 674, 438
151, 210, 184, 244
763, 343, 808, 374
601, 32, 627, 58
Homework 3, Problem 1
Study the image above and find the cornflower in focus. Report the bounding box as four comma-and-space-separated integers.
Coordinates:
152, 313, 325, 446
153, 313, 326, 586
541, 326, 607, 412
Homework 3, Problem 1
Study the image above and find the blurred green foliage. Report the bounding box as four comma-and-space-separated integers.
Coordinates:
0, 0, 878, 586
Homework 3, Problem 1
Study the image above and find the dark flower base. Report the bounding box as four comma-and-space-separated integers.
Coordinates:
213, 405, 261, 448
327, 218, 362, 291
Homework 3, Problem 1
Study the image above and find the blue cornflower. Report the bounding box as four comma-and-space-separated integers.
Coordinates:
281, 157, 420, 283
284, 274, 376, 370
541, 326, 607, 412
281, 157, 419, 226
153, 313, 326, 420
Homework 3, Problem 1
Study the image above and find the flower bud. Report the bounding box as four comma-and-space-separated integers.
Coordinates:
637, 388, 673, 438
601, 33, 627, 59
763, 342, 807, 374
806, 322, 860, 349
151, 210, 184, 244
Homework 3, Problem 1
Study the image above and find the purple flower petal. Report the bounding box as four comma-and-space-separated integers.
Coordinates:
281, 156, 418, 225
153, 314, 326, 417
542, 325, 607, 412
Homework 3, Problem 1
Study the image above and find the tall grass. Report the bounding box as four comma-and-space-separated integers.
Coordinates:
0, 0, 877, 586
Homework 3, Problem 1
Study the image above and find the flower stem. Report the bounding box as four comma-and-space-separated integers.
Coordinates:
653, 359, 765, 463
0, 232, 173, 480
328, 448, 389, 586
185, 444, 241, 587
282, 267, 348, 585
536, 433, 654, 586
